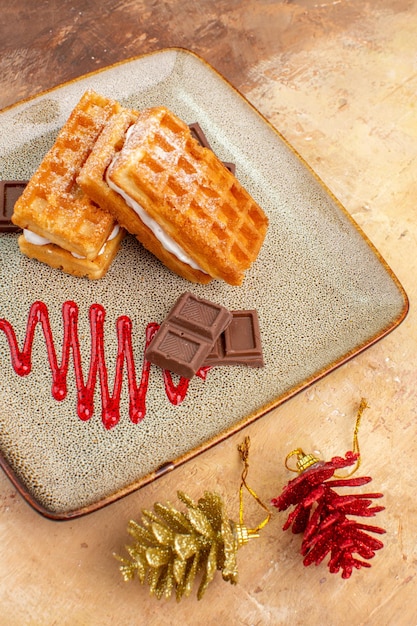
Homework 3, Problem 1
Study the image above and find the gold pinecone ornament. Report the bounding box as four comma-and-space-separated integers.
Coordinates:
115, 438, 270, 601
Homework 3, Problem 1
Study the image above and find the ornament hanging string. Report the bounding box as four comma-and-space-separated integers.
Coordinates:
237, 436, 271, 542
334, 397, 368, 478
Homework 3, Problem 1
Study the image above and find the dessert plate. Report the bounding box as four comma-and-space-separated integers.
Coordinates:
0, 48, 408, 519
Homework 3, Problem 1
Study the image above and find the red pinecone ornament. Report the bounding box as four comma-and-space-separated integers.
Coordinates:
272, 450, 385, 578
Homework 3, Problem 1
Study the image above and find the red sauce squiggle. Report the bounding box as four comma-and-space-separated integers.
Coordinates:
0, 301, 209, 429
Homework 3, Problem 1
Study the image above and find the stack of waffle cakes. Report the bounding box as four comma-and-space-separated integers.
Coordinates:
12, 90, 268, 284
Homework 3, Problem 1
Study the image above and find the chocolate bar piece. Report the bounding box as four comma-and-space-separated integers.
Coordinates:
188, 123, 236, 175
221, 161, 236, 175
0, 180, 27, 233
145, 292, 232, 379
204, 310, 264, 367
188, 122, 212, 150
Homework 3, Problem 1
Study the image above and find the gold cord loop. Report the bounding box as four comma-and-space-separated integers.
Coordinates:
334, 397, 369, 478
236, 436, 271, 543
284, 448, 321, 473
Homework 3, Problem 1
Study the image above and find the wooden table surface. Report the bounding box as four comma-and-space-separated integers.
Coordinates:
1, 2, 417, 624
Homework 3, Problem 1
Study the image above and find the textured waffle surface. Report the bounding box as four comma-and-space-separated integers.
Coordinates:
76, 109, 139, 224
78, 109, 212, 284
12, 90, 121, 260
77, 107, 209, 284
108, 106, 269, 285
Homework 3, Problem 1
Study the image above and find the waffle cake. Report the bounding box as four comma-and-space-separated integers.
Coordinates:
78, 106, 269, 285
12, 90, 128, 279
18, 224, 124, 280
74, 108, 203, 281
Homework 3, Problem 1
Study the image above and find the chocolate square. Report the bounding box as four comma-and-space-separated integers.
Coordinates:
188, 123, 236, 175
204, 310, 264, 367
0, 180, 27, 233
145, 292, 232, 379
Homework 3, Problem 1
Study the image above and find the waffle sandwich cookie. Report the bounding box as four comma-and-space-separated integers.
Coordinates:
78, 105, 269, 285
12, 90, 128, 279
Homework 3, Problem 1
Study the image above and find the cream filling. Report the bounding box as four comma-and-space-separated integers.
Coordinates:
22, 230, 50, 246
23, 224, 120, 259
105, 163, 205, 273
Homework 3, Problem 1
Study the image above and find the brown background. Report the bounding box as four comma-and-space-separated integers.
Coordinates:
1, 1, 417, 625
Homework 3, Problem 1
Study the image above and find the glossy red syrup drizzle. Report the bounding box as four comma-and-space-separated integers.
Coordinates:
0, 301, 209, 429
